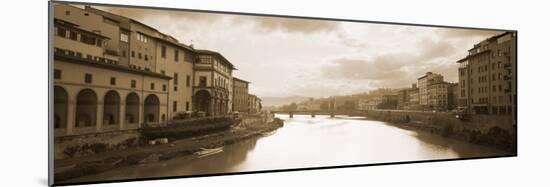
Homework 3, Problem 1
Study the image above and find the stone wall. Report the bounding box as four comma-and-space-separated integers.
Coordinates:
364, 110, 515, 132
363, 110, 516, 152
54, 129, 140, 160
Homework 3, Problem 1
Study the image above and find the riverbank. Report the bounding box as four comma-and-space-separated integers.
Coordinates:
363, 110, 517, 153
54, 117, 284, 183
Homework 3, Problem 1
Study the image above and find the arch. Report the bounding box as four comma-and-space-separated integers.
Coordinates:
194, 90, 211, 116
125, 92, 139, 124
54, 86, 68, 129
103, 90, 120, 125
75, 88, 97, 127
144, 94, 160, 123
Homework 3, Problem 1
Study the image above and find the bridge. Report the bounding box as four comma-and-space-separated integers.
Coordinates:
270, 110, 366, 118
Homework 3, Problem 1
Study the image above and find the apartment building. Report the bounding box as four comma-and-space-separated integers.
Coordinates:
456, 32, 517, 116
417, 72, 444, 108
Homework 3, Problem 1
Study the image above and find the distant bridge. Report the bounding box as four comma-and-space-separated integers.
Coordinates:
270, 110, 366, 118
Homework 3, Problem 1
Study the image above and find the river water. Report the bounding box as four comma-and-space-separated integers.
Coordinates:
70, 114, 508, 182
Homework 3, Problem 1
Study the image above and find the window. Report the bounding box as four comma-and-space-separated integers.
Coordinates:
96, 38, 102, 47
131, 80, 136, 88
137, 33, 148, 43
110, 77, 116, 85
173, 101, 177, 112
57, 27, 66, 37
120, 33, 129, 42
65, 11, 70, 15
150, 83, 155, 90
186, 102, 189, 111
161, 45, 166, 58
175, 49, 179, 62
54, 69, 61, 79
69, 31, 77, 40
80, 34, 96, 45
138, 53, 142, 59
122, 50, 126, 57
199, 76, 207, 86
174, 86, 178, 91
162, 84, 167, 91
84, 73, 92, 84
144, 55, 148, 61
186, 75, 190, 87
174, 73, 178, 85
84, 13, 89, 16
131, 51, 135, 58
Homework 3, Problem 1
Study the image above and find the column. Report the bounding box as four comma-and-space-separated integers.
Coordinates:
138, 100, 144, 128
66, 99, 75, 135
119, 101, 126, 130
96, 101, 103, 132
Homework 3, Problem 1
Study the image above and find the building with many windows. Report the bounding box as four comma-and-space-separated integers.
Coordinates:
232, 77, 250, 113
193, 50, 235, 116
456, 32, 516, 117
52, 4, 262, 137
417, 72, 444, 108
427, 82, 452, 111
53, 18, 171, 137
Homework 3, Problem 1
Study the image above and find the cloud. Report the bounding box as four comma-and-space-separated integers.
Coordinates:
437, 28, 502, 39
97, 5, 340, 34
234, 16, 341, 34
336, 33, 368, 49
318, 37, 470, 90
98, 5, 223, 22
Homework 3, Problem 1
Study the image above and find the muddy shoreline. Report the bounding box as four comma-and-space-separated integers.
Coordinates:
55, 118, 284, 183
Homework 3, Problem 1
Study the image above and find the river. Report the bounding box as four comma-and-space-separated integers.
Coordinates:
70, 114, 508, 182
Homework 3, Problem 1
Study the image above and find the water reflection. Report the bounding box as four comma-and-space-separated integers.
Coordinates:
69, 114, 508, 182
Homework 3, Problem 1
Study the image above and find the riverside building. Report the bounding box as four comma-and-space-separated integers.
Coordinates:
52, 4, 261, 137
456, 32, 517, 118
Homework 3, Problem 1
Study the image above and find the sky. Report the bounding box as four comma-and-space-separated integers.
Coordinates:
94, 5, 502, 98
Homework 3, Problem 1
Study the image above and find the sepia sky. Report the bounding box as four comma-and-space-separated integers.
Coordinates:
94, 5, 502, 98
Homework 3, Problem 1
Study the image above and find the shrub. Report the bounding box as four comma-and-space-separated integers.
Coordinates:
441, 124, 454, 137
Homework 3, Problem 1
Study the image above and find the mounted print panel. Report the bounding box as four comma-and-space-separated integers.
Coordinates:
49, 1, 517, 186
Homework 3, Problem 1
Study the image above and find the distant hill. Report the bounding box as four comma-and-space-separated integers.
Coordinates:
261, 96, 309, 107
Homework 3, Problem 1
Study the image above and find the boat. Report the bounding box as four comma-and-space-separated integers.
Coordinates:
195, 147, 223, 157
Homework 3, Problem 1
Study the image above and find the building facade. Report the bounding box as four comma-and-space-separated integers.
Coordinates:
232, 77, 250, 113
417, 72, 444, 108
427, 82, 451, 111
248, 94, 261, 113
193, 50, 235, 116
53, 17, 171, 137
52, 4, 262, 137
456, 32, 517, 117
